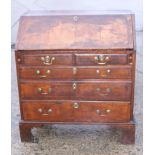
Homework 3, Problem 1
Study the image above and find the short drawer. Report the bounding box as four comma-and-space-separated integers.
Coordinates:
19, 66, 132, 80
19, 67, 74, 80
76, 81, 132, 101
75, 66, 132, 79
22, 101, 131, 122
20, 82, 75, 100
75, 54, 129, 65
19, 54, 73, 66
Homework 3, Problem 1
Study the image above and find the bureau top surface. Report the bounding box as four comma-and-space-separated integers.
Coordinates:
16, 11, 135, 51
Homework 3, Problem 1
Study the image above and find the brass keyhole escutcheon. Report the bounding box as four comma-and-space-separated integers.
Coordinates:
96, 69, 100, 74
73, 67, 77, 75
73, 83, 77, 90
17, 58, 21, 62
73, 102, 79, 109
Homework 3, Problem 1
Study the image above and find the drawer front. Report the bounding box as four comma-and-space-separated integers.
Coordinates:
22, 101, 131, 122
19, 66, 131, 80
76, 54, 129, 65
20, 82, 75, 100
20, 81, 131, 100
19, 67, 74, 80
75, 66, 132, 79
20, 54, 72, 66
22, 102, 62, 122
76, 81, 131, 101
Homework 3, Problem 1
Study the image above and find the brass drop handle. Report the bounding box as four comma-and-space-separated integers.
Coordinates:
41, 56, 55, 65
96, 88, 112, 96
35, 69, 51, 78
73, 102, 79, 109
37, 108, 52, 116
96, 69, 111, 76
96, 109, 111, 116
94, 55, 110, 65
42, 109, 53, 116
37, 87, 52, 95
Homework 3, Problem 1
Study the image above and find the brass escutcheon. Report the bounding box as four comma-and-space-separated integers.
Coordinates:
96, 69, 100, 74
73, 102, 79, 109
73, 67, 77, 75
73, 83, 77, 90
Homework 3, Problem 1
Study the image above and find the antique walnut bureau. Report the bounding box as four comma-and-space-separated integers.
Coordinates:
15, 11, 136, 144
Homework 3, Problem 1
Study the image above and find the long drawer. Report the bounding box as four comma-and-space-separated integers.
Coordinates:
21, 101, 131, 123
19, 66, 132, 80
20, 81, 131, 101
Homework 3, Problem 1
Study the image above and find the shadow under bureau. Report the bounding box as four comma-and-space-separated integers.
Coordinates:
15, 11, 136, 144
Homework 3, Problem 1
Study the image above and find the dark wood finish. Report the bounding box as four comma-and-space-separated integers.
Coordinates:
19, 122, 43, 142
22, 101, 130, 122
19, 67, 74, 80
15, 12, 136, 144
75, 54, 129, 65
120, 123, 135, 144
16, 13, 133, 50
19, 66, 132, 80
20, 82, 75, 100
20, 81, 131, 101
76, 81, 132, 101
75, 66, 132, 79
20, 54, 73, 66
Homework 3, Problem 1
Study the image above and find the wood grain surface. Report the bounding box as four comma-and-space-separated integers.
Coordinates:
16, 14, 134, 50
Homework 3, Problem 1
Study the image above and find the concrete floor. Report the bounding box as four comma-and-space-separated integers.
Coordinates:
11, 32, 143, 155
